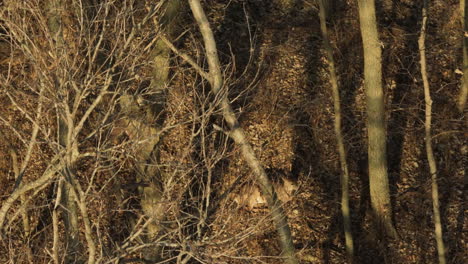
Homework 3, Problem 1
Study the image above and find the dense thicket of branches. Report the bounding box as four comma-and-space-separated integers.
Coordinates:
0, 0, 465, 263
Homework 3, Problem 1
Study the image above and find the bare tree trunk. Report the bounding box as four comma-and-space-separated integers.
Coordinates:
318, 0, 354, 260
45, 1, 81, 261
187, 1, 298, 263
357, 0, 398, 239
418, 1, 447, 263
459, 0, 468, 111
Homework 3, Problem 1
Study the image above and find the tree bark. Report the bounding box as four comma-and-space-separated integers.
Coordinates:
188, 1, 298, 263
318, 0, 354, 260
418, 1, 447, 263
459, 0, 468, 111
357, 0, 398, 239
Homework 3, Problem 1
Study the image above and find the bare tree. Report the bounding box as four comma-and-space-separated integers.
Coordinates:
0, 1, 175, 262
159, 0, 300, 263
318, 0, 354, 260
357, 0, 398, 238
418, 1, 447, 263
44, 0, 83, 261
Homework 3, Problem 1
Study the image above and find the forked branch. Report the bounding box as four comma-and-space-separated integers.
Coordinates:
186, 1, 298, 263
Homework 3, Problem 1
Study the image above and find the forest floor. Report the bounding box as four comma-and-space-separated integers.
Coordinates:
0, 0, 466, 263
185, 0, 466, 263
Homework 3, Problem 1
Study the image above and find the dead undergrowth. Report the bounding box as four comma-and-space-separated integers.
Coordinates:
0, 0, 466, 263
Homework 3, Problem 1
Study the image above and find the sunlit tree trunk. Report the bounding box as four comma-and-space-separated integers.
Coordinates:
357, 0, 398, 239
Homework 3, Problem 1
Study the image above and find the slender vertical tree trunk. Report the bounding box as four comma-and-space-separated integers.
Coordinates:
318, 0, 354, 260
357, 0, 398, 239
459, 0, 468, 111
46, 1, 81, 261
187, 1, 298, 263
418, 1, 447, 263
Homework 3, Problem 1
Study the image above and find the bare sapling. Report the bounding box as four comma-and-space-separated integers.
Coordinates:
418, 1, 447, 263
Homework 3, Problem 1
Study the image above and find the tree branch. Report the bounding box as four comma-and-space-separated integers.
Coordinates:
188, 1, 298, 263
